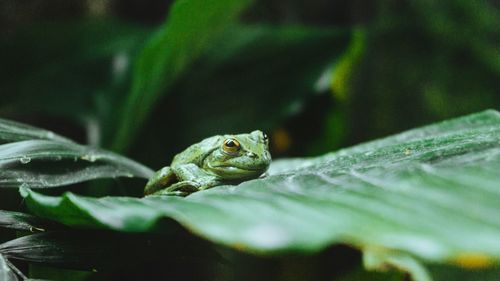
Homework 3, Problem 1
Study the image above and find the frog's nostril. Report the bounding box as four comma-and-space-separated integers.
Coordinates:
247, 152, 257, 158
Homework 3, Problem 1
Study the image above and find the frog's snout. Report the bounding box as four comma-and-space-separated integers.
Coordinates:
246, 151, 271, 164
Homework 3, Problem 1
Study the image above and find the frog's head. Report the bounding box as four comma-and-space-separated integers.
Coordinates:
203, 130, 271, 180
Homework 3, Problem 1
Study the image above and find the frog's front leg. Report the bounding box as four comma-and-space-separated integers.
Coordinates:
173, 163, 221, 190
151, 181, 199, 197
144, 167, 177, 195
149, 164, 220, 197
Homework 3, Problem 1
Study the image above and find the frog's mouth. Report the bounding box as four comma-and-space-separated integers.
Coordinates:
206, 163, 268, 179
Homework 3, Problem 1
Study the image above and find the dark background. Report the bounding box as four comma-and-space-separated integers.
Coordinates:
2, 0, 498, 164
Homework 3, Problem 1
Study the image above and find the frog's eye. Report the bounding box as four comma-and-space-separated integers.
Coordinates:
262, 133, 269, 144
222, 138, 241, 155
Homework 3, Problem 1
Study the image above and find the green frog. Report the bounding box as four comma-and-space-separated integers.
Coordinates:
144, 130, 271, 196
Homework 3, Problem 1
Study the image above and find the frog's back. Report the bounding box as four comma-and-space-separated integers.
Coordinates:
171, 135, 222, 167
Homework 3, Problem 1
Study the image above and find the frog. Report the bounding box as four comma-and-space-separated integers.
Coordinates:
144, 130, 271, 196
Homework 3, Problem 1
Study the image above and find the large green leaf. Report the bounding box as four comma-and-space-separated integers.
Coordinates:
111, 0, 252, 151
0, 118, 153, 188
21, 110, 500, 279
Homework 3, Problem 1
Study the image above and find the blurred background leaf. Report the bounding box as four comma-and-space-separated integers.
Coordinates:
0, 0, 498, 156
0, 20, 149, 135
109, 0, 253, 151
346, 0, 500, 145
130, 24, 351, 167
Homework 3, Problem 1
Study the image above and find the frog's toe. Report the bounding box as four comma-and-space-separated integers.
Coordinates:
166, 181, 199, 193
146, 190, 188, 197
144, 167, 177, 195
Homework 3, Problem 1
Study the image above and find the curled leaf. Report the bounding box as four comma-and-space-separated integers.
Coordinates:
0, 140, 153, 188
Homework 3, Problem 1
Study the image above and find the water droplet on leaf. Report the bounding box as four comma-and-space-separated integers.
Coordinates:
19, 156, 31, 164
81, 154, 98, 162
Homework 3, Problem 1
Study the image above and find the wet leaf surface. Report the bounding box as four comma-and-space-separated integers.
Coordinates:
0, 119, 153, 189
19, 110, 500, 278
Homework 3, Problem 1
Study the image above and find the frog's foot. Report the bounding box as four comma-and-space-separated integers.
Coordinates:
147, 181, 199, 197
258, 172, 268, 178
144, 167, 178, 195
147, 190, 188, 197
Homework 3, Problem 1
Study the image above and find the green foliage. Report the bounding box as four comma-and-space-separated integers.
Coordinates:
347, 0, 500, 143
0, 1, 351, 160
14, 110, 500, 280
0, 20, 148, 122
132, 24, 351, 166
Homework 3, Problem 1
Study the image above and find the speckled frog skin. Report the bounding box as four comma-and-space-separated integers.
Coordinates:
144, 130, 271, 196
